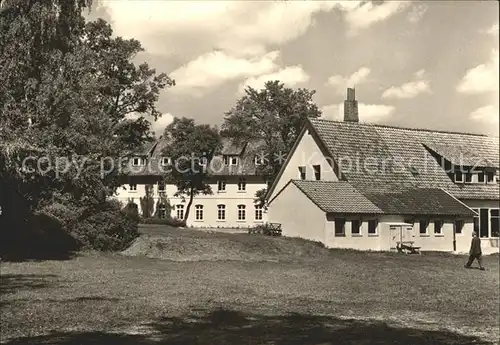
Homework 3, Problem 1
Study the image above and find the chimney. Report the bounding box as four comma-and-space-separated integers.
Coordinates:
344, 88, 359, 122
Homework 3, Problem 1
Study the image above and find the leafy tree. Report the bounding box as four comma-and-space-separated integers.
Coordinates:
0, 1, 174, 257
161, 118, 220, 226
222, 80, 321, 201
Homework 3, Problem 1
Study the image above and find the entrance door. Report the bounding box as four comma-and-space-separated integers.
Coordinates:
389, 225, 402, 249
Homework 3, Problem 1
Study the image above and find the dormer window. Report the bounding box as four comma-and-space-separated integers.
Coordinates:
454, 171, 464, 183
478, 172, 485, 183
224, 155, 238, 166
464, 173, 472, 184
161, 157, 171, 166
486, 171, 495, 183
132, 157, 145, 166
254, 155, 265, 166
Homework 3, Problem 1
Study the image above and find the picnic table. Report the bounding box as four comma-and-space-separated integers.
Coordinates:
397, 241, 421, 255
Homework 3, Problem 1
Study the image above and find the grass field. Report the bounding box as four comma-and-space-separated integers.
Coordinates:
1, 225, 499, 344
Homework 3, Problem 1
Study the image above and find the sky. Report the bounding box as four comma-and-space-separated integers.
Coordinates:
88, 1, 499, 137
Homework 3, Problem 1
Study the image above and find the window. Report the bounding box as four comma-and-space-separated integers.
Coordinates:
454, 220, 464, 234
434, 220, 443, 234
217, 180, 226, 192
480, 208, 489, 238
472, 209, 479, 233
217, 205, 226, 221
478, 172, 485, 183
161, 157, 171, 166
254, 155, 265, 166
195, 205, 203, 221
368, 219, 378, 235
230, 156, 239, 165
486, 171, 495, 183
334, 218, 345, 236
237, 205, 246, 221
298, 166, 306, 180
129, 184, 137, 191
454, 171, 464, 183
491, 209, 499, 238
419, 220, 428, 234
223, 156, 229, 166
471, 208, 499, 238
255, 205, 263, 221
157, 204, 166, 219
465, 173, 472, 183
313, 165, 321, 180
351, 220, 361, 235
238, 178, 246, 191
176, 205, 184, 220
132, 157, 144, 166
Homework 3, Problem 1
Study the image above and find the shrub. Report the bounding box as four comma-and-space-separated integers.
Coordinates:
71, 200, 139, 251
141, 217, 184, 227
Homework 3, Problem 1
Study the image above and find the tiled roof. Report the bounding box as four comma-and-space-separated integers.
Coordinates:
308, 119, 499, 200
424, 143, 498, 168
125, 137, 266, 177
291, 180, 383, 214
208, 138, 267, 176
289, 180, 476, 216
364, 188, 477, 216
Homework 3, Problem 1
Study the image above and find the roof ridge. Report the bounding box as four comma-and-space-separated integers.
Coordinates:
310, 118, 495, 138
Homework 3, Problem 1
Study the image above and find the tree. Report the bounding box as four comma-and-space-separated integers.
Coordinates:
161, 118, 220, 226
222, 80, 321, 201
0, 2, 174, 256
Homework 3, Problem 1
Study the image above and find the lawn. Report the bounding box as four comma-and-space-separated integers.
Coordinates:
1, 225, 499, 344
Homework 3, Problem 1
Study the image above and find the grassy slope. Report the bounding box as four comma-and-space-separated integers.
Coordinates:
1, 225, 499, 344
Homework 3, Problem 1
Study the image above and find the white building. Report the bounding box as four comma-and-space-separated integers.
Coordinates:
115, 138, 269, 228
266, 88, 499, 254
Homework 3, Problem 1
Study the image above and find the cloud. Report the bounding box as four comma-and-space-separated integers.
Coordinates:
407, 3, 428, 23
152, 113, 175, 137
484, 23, 499, 36
326, 67, 371, 94
457, 49, 499, 94
170, 51, 280, 94
321, 103, 395, 123
103, 1, 412, 58
345, 1, 411, 34
469, 105, 499, 125
238, 66, 309, 94
381, 69, 431, 99
103, 1, 340, 59
125, 112, 174, 138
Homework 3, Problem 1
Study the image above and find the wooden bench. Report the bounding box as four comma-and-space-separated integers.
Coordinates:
397, 241, 421, 255
268, 222, 282, 236
248, 222, 282, 236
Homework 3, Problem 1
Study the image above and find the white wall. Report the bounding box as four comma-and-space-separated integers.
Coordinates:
324, 214, 398, 251
269, 128, 338, 201
267, 183, 326, 244
114, 175, 268, 228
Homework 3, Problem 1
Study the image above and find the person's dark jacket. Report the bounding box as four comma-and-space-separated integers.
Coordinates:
469, 236, 482, 256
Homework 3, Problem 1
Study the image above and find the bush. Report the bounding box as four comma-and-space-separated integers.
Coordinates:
141, 217, 184, 227
71, 200, 139, 251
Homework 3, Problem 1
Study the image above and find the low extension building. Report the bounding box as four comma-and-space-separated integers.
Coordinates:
115, 137, 269, 228
266, 88, 499, 254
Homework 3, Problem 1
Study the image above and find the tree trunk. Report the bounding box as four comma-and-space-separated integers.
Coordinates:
183, 187, 195, 226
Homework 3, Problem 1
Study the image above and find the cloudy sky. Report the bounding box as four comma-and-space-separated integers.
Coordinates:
89, 1, 499, 137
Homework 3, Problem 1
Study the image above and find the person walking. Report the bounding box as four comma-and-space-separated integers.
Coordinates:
465, 231, 485, 270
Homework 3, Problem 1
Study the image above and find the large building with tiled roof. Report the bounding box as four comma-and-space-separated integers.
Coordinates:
266, 88, 499, 254
115, 136, 269, 227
